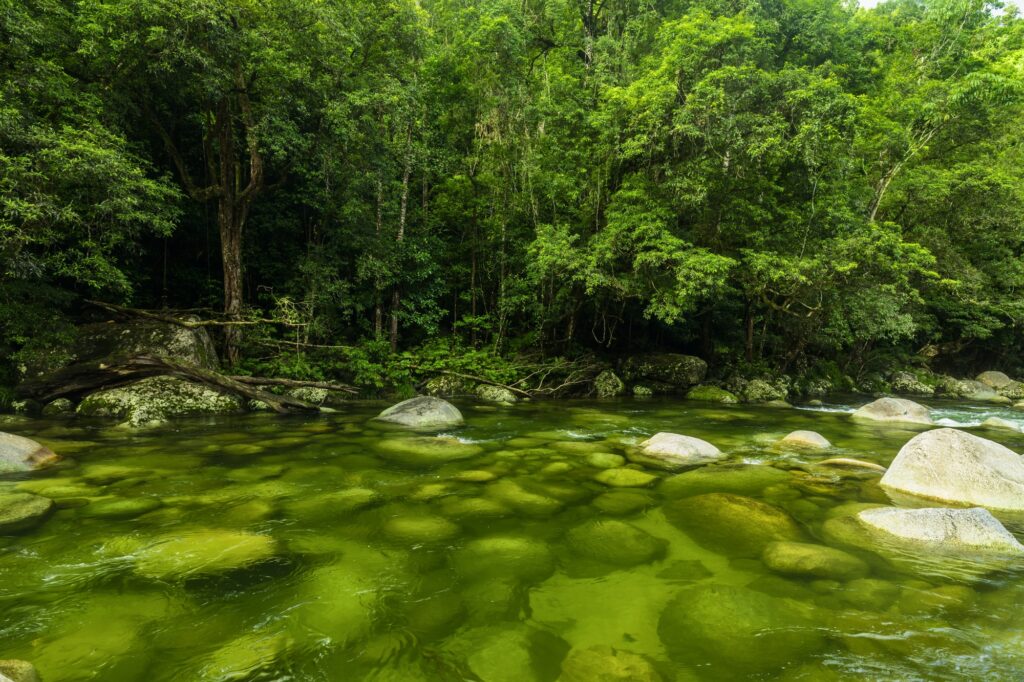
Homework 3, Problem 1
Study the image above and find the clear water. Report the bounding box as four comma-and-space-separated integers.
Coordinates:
2, 398, 1024, 681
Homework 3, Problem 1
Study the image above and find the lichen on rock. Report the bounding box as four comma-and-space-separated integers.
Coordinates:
76, 375, 243, 427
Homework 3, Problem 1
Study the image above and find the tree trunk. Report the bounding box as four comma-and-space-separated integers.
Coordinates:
374, 178, 384, 340
744, 301, 754, 363
390, 132, 412, 353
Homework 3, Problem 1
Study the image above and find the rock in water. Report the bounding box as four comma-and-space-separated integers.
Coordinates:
630, 432, 722, 470
565, 519, 668, 567
0, 493, 54, 534
685, 385, 739, 404
856, 507, 1024, 555
977, 371, 1013, 389
851, 397, 932, 425
0, 432, 60, 473
761, 541, 868, 580
981, 416, 1020, 432
880, 428, 1024, 511
778, 430, 831, 449
374, 396, 464, 428
133, 529, 277, 580
0, 660, 40, 682
450, 535, 555, 584
663, 493, 806, 557
621, 353, 707, 391
593, 468, 657, 488
658, 584, 825, 674
475, 384, 518, 403
593, 370, 626, 398
76, 375, 242, 428
559, 646, 662, 682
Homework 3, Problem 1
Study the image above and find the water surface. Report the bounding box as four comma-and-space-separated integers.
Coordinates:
2, 398, 1023, 680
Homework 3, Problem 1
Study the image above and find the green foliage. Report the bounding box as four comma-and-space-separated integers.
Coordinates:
2, 0, 1023, 379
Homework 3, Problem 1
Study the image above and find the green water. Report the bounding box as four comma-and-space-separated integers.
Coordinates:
2, 399, 1024, 681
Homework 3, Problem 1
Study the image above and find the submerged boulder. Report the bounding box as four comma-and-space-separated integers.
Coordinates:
0, 432, 60, 473
593, 468, 657, 488
565, 518, 667, 567
593, 370, 626, 398
630, 432, 723, 470
559, 646, 662, 682
0, 660, 40, 682
0, 492, 54, 533
980, 416, 1020, 432
761, 541, 868, 580
663, 493, 806, 557
880, 428, 1024, 511
658, 583, 825, 675
443, 624, 568, 682
851, 397, 932, 425
376, 435, 482, 467
133, 529, 277, 580
856, 506, 1024, 555
450, 535, 555, 584
375, 396, 464, 428
621, 353, 707, 391
77, 376, 242, 427
778, 430, 831, 449
685, 385, 739, 404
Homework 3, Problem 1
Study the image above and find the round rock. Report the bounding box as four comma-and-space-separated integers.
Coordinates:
761, 541, 868, 580
851, 397, 932, 425
0, 432, 60, 473
374, 396, 464, 428
778, 431, 831, 449
0, 492, 55, 534
630, 432, 722, 470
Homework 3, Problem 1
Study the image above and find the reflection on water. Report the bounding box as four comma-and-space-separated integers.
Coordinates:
1, 398, 1023, 681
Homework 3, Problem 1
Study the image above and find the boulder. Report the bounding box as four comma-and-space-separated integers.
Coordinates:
376, 435, 482, 467
79, 497, 163, 520
851, 397, 932, 425
423, 374, 474, 397
198, 631, 291, 681
375, 396, 464, 428
980, 416, 1020, 432
740, 378, 789, 403
77, 375, 242, 427
632, 385, 653, 397
592, 490, 655, 515
559, 646, 662, 682
593, 370, 626, 398
685, 385, 739, 404
856, 507, 1024, 555
658, 584, 825, 675
977, 371, 1013, 389
0, 660, 40, 682
41, 398, 74, 416
621, 353, 707, 390
593, 468, 657, 488
443, 624, 568, 682
761, 541, 868, 580
487, 478, 564, 516
936, 377, 1001, 402
565, 519, 668, 567
382, 514, 460, 544
19, 319, 219, 381
450, 535, 555, 584
663, 493, 806, 557
630, 432, 723, 470
475, 384, 518, 403
880, 428, 1024, 511
0, 492, 54, 533
998, 380, 1024, 400
0, 432, 60, 472
778, 430, 831, 449
133, 529, 277, 580
888, 371, 934, 396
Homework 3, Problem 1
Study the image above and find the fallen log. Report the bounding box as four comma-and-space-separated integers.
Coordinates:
84, 299, 295, 328
17, 355, 320, 414
228, 376, 359, 394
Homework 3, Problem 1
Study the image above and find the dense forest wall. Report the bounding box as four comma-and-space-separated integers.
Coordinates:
2, 0, 1024, 392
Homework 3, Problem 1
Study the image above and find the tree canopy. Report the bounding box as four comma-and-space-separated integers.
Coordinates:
2, 0, 1023, 384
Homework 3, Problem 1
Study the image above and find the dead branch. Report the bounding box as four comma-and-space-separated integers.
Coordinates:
85, 300, 301, 328
229, 375, 359, 394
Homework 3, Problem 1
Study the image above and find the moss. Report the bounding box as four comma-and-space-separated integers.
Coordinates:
685, 385, 739, 404
77, 376, 242, 427
593, 370, 625, 398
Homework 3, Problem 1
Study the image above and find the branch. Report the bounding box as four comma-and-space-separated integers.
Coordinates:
146, 104, 221, 202
85, 300, 293, 328
229, 375, 359, 394
430, 369, 534, 399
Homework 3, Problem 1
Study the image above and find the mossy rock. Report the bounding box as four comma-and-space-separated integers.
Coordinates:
41, 398, 74, 416
486, 479, 564, 517
376, 436, 483, 467
77, 376, 242, 428
660, 464, 791, 499
450, 535, 555, 584
592, 490, 655, 515
658, 583, 826, 675
79, 497, 163, 520
663, 493, 807, 557
593, 468, 657, 488
0, 492, 54, 533
593, 370, 626, 398
838, 578, 901, 611
565, 518, 668, 567
621, 353, 707, 390
586, 452, 626, 469
559, 645, 662, 682
198, 631, 292, 681
424, 374, 475, 397
761, 541, 868, 580
439, 496, 510, 521
382, 513, 460, 544
442, 624, 569, 682
133, 529, 277, 581
475, 384, 518, 403
685, 385, 739, 404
